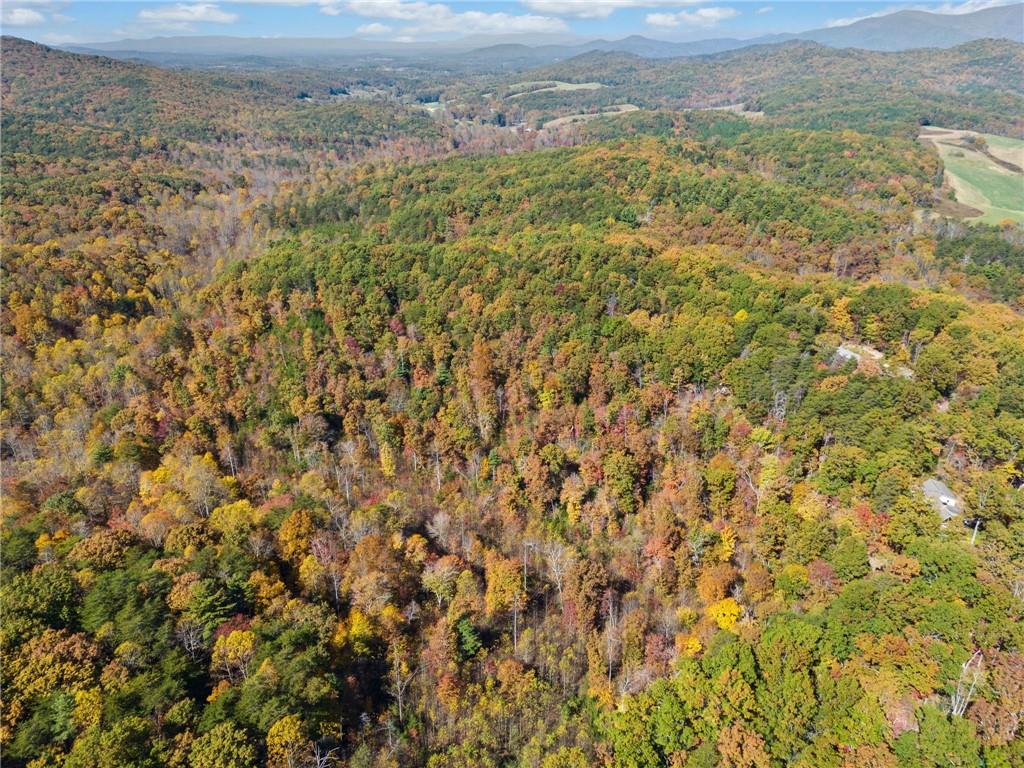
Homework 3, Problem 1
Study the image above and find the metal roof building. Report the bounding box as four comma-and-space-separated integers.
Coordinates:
921, 478, 961, 522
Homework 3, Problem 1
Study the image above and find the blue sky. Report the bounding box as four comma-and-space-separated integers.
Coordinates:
0, 0, 1013, 45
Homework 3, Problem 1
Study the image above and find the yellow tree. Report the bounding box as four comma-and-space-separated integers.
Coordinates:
267, 714, 308, 768
211, 630, 257, 683
484, 550, 526, 650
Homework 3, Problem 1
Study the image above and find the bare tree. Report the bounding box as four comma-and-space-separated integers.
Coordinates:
325, 496, 351, 542
601, 590, 621, 683
307, 743, 340, 768
247, 530, 274, 561
543, 539, 574, 605
175, 618, 205, 661
512, 592, 521, 653
432, 441, 443, 491
388, 641, 415, 723
1011, 578, 1024, 601
740, 465, 763, 515
310, 532, 344, 609
950, 650, 983, 718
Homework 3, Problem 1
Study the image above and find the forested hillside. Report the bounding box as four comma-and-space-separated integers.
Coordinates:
482, 39, 1024, 138
1, 37, 459, 333
2, 34, 1023, 768
0, 36, 448, 157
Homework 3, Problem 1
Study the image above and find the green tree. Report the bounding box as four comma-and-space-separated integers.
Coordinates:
189, 723, 258, 768
829, 536, 870, 582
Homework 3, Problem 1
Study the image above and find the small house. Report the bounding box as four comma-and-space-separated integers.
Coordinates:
921, 478, 961, 522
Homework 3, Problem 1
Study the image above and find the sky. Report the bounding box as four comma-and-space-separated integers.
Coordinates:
0, 0, 1016, 46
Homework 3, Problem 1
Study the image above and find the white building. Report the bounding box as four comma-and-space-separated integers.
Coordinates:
921, 478, 961, 522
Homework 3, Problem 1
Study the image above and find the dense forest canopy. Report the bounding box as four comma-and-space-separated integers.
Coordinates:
479, 39, 1024, 138
0, 37, 451, 155
1, 33, 1023, 768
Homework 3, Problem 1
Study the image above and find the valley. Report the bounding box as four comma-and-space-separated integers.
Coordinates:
2, 9, 1023, 767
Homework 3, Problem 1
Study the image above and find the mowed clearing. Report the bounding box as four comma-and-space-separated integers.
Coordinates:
543, 104, 639, 129
506, 80, 605, 99
698, 103, 765, 120
919, 127, 1024, 225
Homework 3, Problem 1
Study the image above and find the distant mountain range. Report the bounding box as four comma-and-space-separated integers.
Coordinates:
66, 3, 1024, 69
762, 3, 1024, 51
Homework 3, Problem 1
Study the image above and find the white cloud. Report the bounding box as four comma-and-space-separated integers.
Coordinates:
1, 0, 70, 28
827, 0, 1016, 28
356, 21, 393, 33
428, 9, 567, 33
115, 2, 239, 34
1, 0, 63, 7
646, 6, 738, 28
136, 0, 567, 37
344, 0, 448, 20
929, 0, 1018, 12
2, 6, 46, 25
645, 11, 679, 27
331, 0, 568, 36
756, 5, 773, 14
137, 3, 239, 25
522, 0, 706, 20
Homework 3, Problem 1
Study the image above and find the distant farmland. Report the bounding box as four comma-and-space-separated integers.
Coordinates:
506, 80, 606, 99
920, 127, 1024, 225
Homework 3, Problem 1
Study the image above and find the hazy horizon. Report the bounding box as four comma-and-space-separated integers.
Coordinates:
3, 0, 1019, 48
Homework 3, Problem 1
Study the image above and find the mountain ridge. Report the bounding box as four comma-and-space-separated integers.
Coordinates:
62, 2, 1024, 69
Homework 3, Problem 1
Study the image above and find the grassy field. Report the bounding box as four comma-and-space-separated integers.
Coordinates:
982, 133, 1024, 169
700, 103, 765, 120
507, 80, 605, 98
920, 127, 1024, 225
542, 104, 639, 129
